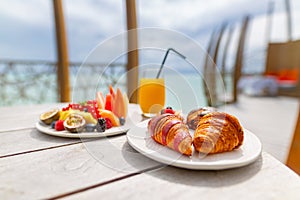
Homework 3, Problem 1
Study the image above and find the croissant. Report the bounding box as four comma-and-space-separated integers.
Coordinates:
186, 107, 217, 130
193, 112, 244, 154
148, 114, 193, 156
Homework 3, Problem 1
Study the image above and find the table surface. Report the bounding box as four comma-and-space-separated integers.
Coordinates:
1, 102, 300, 200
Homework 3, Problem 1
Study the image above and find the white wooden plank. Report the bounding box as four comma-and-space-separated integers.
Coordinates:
0, 128, 81, 157
61, 152, 300, 200
0, 103, 65, 132
0, 136, 161, 200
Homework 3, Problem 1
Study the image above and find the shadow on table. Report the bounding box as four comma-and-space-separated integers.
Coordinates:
122, 141, 262, 187
147, 157, 262, 187
81, 136, 161, 173
30, 129, 80, 143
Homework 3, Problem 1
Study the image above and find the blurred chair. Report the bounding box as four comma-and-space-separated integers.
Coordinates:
221, 25, 234, 90
264, 40, 300, 97
286, 103, 300, 175
203, 24, 227, 107
229, 15, 250, 103
203, 16, 250, 106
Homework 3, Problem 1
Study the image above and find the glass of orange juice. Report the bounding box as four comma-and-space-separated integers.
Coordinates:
138, 69, 165, 117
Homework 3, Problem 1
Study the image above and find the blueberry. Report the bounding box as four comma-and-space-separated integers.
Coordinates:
119, 117, 125, 125
83, 107, 88, 112
166, 106, 173, 110
51, 121, 57, 129
85, 124, 96, 132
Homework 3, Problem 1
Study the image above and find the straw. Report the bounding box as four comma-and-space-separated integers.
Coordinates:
156, 48, 186, 78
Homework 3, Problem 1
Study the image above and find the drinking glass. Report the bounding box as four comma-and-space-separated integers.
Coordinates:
138, 68, 165, 117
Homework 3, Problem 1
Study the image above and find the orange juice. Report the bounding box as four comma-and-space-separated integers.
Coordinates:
139, 78, 165, 115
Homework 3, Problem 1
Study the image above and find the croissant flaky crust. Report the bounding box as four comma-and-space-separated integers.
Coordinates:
193, 112, 244, 154
148, 114, 193, 156
186, 107, 217, 130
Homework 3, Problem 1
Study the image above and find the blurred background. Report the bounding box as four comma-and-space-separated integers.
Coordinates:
0, 0, 299, 106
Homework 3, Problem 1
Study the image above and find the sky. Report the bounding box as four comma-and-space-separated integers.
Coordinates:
0, 0, 300, 73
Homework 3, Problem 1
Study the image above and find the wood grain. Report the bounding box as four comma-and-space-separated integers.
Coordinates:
61, 152, 300, 200
1, 99, 300, 199
0, 103, 65, 132
0, 128, 81, 157
0, 137, 161, 199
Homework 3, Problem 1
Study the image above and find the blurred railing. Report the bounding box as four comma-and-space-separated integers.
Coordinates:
0, 60, 126, 106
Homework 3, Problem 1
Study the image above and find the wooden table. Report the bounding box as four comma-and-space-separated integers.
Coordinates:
1, 103, 300, 199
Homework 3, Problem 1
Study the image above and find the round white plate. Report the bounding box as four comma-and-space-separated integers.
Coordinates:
36, 121, 131, 138
127, 120, 262, 170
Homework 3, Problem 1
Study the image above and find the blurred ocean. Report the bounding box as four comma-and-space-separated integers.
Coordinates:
0, 66, 235, 111
72, 70, 228, 114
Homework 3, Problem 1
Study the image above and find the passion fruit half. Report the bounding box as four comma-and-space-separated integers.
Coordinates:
40, 108, 60, 125
63, 113, 86, 133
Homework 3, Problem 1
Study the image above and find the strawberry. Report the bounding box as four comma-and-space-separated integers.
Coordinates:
55, 120, 65, 131
164, 108, 175, 114
161, 107, 175, 114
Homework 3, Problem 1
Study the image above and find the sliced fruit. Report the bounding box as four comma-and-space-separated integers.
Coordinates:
40, 108, 60, 125
63, 114, 86, 133
112, 88, 123, 118
80, 111, 98, 124
105, 93, 113, 111
59, 109, 72, 120
112, 88, 129, 118
123, 92, 129, 118
59, 109, 97, 124
98, 109, 120, 126
109, 85, 115, 98
96, 91, 105, 110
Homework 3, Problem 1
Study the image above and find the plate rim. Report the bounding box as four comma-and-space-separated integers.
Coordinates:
126, 120, 262, 170
35, 121, 129, 138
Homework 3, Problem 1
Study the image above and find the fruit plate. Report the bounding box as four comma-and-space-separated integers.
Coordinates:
126, 120, 262, 170
36, 121, 131, 138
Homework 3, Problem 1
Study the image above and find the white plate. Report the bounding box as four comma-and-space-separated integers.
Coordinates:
127, 120, 262, 170
36, 121, 131, 138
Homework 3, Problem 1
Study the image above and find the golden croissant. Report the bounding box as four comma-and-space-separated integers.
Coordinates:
148, 114, 193, 156
193, 112, 244, 154
186, 107, 217, 130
